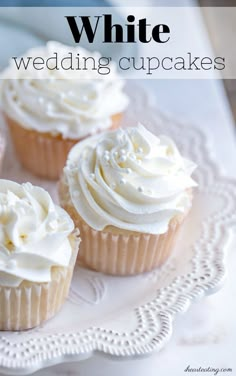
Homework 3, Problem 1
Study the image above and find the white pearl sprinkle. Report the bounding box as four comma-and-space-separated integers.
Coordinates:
119, 178, 126, 185
138, 186, 144, 193
90, 173, 95, 180
119, 155, 127, 162
126, 168, 132, 174
114, 151, 119, 158
104, 154, 110, 162
48, 220, 58, 230
130, 154, 136, 160
137, 147, 143, 153
120, 149, 126, 155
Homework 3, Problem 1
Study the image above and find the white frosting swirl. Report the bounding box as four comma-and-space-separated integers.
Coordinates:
63, 124, 197, 234
0, 41, 129, 139
0, 180, 75, 287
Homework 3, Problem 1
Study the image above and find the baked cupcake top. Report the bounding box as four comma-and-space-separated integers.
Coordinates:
0, 180, 75, 287
63, 124, 197, 234
0, 41, 129, 140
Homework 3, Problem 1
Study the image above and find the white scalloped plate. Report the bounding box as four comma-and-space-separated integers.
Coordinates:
0, 85, 234, 375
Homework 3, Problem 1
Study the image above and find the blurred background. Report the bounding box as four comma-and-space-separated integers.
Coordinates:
0, 0, 235, 118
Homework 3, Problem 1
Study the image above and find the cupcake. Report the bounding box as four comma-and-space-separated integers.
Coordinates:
0, 180, 80, 330
0, 41, 129, 180
59, 124, 197, 276
0, 131, 5, 173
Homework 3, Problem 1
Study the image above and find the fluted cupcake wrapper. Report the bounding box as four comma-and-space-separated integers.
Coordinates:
5, 114, 122, 180
0, 232, 80, 331
59, 177, 187, 276
77, 218, 182, 275
59, 173, 184, 276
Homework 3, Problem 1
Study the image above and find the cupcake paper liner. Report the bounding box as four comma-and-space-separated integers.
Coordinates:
77, 218, 182, 275
0, 232, 80, 331
59, 178, 187, 276
5, 113, 122, 180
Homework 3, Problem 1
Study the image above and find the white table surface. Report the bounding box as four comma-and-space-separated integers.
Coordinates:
1, 2, 236, 375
